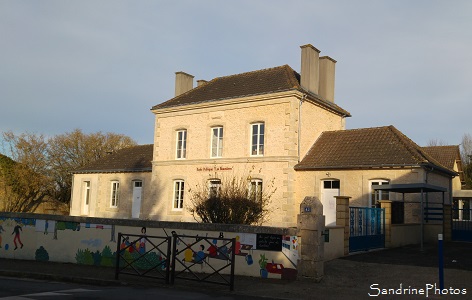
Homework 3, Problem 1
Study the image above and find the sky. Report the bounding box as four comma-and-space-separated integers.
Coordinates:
1, 0, 471, 148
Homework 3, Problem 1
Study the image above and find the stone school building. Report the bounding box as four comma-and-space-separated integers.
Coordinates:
69, 44, 462, 232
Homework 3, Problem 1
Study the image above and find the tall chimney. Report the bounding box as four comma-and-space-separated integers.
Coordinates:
175, 71, 194, 97
300, 44, 320, 95
197, 79, 208, 87
319, 56, 336, 102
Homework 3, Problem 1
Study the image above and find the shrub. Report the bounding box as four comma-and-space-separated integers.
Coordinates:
188, 168, 276, 225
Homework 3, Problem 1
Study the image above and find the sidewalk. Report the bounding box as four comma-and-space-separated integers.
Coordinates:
0, 242, 471, 299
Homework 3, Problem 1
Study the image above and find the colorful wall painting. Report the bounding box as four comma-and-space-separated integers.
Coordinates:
282, 235, 299, 267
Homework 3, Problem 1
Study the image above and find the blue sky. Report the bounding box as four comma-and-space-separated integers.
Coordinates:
1, 1, 471, 147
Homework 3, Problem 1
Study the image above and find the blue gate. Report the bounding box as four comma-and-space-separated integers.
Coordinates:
349, 207, 385, 252
452, 208, 472, 242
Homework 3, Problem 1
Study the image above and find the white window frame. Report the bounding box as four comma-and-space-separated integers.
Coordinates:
249, 179, 263, 202
208, 179, 222, 198
176, 129, 187, 159
370, 179, 390, 207
83, 181, 91, 205
211, 126, 223, 158
250, 122, 265, 156
173, 180, 185, 210
110, 181, 120, 208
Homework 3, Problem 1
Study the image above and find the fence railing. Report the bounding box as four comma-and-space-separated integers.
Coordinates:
115, 232, 236, 290
115, 232, 171, 282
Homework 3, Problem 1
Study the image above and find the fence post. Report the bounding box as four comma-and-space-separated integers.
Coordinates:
296, 196, 325, 282
335, 196, 350, 256
379, 200, 392, 248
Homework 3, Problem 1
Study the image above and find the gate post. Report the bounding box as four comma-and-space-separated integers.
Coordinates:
297, 196, 325, 282
443, 204, 452, 241
335, 196, 350, 256
379, 200, 392, 248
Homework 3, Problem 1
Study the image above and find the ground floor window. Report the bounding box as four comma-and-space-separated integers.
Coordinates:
370, 180, 390, 207
110, 181, 119, 208
453, 199, 471, 221
249, 179, 263, 202
173, 180, 185, 210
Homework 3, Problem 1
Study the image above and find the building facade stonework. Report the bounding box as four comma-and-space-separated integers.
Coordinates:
70, 44, 460, 231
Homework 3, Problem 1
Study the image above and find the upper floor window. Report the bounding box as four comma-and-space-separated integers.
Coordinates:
176, 129, 187, 159
211, 127, 223, 158
251, 122, 264, 156
173, 180, 185, 210
249, 179, 263, 202
370, 180, 389, 207
110, 181, 120, 208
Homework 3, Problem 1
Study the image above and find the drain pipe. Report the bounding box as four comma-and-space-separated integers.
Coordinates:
298, 94, 307, 162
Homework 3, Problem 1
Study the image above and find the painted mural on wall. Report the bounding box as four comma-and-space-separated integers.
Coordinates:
0, 215, 297, 279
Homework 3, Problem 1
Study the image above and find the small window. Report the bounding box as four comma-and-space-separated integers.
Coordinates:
324, 180, 340, 189
370, 180, 389, 207
176, 130, 187, 159
173, 180, 185, 210
211, 127, 223, 158
110, 181, 120, 208
249, 179, 263, 202
134, 181, 142, 188
251, 123, 264, 156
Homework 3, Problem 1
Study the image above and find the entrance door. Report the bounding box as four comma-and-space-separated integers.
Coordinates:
322, 180, 340, 226
132, 181, 143, 218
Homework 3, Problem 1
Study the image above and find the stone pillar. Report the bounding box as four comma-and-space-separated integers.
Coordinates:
297, 196, 325, 282
335, 196, 350, 256
379, 200, 392, 248
443, 204, 452, 241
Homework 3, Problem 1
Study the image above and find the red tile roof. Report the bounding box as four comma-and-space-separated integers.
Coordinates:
295, 126, 456, 175
152, 65, 351, 117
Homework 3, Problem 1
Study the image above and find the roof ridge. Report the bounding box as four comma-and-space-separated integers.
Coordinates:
211, 64, 292, 81
387, 126, 449, 170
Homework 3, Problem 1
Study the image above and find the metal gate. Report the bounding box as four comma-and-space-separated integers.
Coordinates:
171, 233, 236, 291
115, 232, 171, 282
349, 207, 385, 252
452, 208, 472, 242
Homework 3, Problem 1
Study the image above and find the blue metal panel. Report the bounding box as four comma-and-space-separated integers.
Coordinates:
349, 207, 385, 252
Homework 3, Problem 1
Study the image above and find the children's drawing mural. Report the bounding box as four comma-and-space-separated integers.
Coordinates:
0, 215, 298, 279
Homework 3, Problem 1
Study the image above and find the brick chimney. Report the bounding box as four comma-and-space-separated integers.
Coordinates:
300, 44, 320, 95
319, 56, 336, 102
175, 71, 194, 97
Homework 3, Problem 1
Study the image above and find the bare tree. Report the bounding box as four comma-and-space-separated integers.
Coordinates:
461, 133, 472, 188
1, 129, 137, 211
47, 129, 136, 203
426, 139, 448, 147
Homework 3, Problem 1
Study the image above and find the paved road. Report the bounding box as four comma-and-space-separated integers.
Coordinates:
0, 277, 263, 300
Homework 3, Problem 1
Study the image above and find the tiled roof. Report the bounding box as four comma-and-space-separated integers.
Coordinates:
295, 126, 456, 175
421, 146, 460, 170
73, 144, 153, 174
151, 65, 351, 117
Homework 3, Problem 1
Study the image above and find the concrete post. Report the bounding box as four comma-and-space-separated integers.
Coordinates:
443, 204, 452, 241
379, 200, 392, 248
335, 196, 350, 256
297, 196, 325, 282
